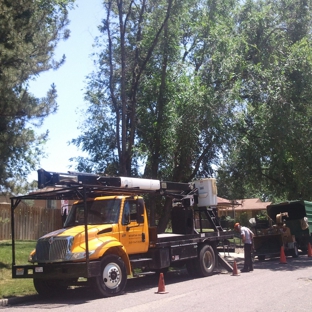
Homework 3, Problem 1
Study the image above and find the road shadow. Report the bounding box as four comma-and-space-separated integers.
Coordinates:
0, 262, 11, 269
9, 268, 219, 307
10, 256, 312, 307
9, 289, 99, 308
253, 254, 312, 272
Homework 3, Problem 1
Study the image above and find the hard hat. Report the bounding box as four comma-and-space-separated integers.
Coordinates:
234, 222, 240, 229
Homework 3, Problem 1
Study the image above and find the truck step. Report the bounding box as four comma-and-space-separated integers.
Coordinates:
130, 258, 152, 263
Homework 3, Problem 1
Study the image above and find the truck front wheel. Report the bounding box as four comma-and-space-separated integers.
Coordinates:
93, 254, 127, 297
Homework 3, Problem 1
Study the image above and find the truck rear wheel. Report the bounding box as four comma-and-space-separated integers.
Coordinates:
33, 279, 68, 296
93, 254, 127, 297
198, 245, 215, 276
187, 245, 215, 277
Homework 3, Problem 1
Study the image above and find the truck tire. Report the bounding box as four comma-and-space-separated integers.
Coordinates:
93, 254, 127, 297
154, 267, 169, 275
198, 245, 215, 276
33, 279, 68, 296
187, 245, 215, 277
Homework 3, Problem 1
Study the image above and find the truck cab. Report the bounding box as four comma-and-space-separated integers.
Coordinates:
29, 196, 149, 266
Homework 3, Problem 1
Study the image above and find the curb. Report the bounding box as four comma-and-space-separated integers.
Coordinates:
0, 295, 38, 307
0, 298, 9, 307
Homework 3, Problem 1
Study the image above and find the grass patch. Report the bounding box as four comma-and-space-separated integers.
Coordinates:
228, 237, 242, 245
0, 240, 37, 299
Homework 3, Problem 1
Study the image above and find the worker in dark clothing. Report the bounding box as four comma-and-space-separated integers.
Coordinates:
234, 222, 254, 272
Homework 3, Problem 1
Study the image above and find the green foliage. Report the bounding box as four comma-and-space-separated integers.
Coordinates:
0, 240, 36, 298
256, 211, 267, 220
71, 0, 239, 230
71, 0, 312, 229
217, 0, 312, 201
221, 215, 235, 229
72, 0, 238, 180
0, 0, 75, 194
72, 0, 179, 177
238, 212, 249, 227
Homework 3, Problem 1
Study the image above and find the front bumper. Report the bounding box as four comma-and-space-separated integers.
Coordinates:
12, 261, 101, 279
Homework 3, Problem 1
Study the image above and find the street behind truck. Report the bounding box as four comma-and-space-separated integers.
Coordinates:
10, 169, 234, 298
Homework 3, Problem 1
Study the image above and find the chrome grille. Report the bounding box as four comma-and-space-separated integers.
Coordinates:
35, 236, 72, 262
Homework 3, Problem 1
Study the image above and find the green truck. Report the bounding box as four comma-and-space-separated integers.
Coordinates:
253, 200, 312, 260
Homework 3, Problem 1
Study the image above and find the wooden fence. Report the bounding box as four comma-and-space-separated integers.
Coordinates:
0, 203, 63, 241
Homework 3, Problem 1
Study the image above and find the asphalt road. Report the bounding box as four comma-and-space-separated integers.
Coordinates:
2, 253, 312, 312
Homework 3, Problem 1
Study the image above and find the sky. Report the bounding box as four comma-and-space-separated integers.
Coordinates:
28, 0, 104, 181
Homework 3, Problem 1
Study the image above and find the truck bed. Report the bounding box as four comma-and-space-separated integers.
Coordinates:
155, 231, 234, 247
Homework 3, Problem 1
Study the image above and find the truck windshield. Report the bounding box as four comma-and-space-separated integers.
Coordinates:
64, 198, 121, 227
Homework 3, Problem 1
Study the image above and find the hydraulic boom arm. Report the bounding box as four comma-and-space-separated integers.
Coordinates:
37, 168, 193, 196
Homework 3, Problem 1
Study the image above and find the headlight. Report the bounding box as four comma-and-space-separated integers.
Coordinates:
69, 250, 95, 260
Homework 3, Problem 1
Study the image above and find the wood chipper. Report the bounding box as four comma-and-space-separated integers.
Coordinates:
253, 200, 312, 260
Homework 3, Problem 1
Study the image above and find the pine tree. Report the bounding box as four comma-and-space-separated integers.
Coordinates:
0, 0, 75, 193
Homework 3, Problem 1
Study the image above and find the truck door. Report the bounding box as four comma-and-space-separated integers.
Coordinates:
119, 198, 149, 254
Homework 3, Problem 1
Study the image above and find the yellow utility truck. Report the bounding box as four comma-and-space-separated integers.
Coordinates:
11, 169, 234, 297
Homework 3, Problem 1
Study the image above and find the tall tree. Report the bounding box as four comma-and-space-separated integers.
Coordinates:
72, 0, 176, 177
153, 0, 238, 230
71, 0, 312, 213
0, 0, 75, 194
217, 0, 312, 201
72, 0, 238, 231
72, 0, 237, 180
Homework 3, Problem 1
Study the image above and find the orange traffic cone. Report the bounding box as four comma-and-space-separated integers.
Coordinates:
232, 260, 240, 276
308, 243, 312, 257
279, 246, 287, 264
155, 272, 168, 294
